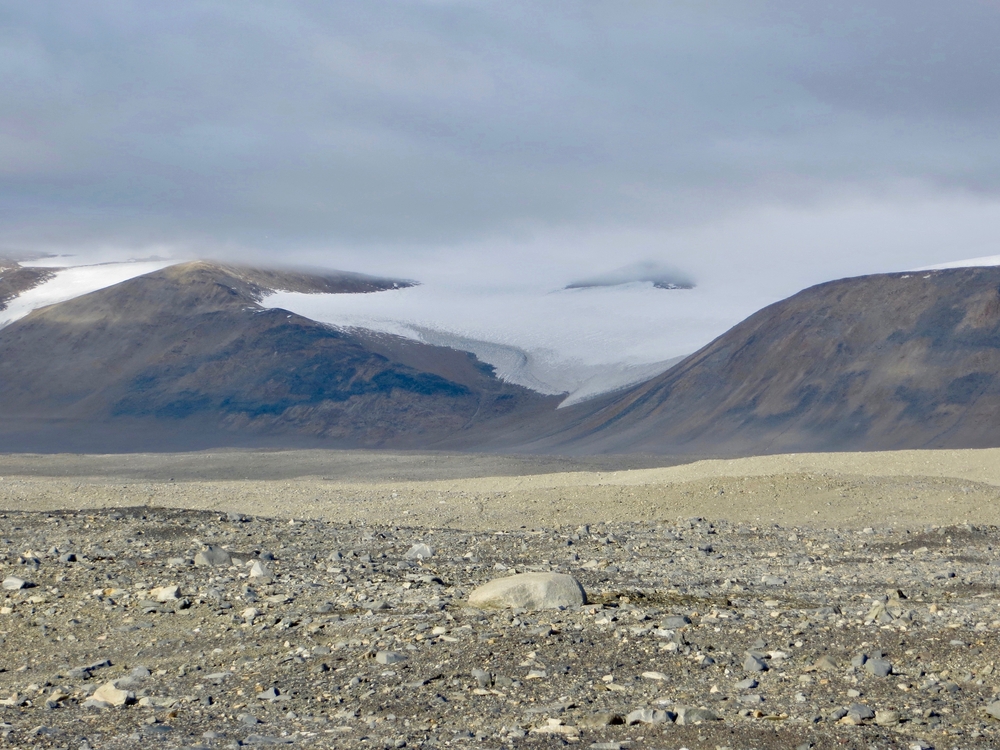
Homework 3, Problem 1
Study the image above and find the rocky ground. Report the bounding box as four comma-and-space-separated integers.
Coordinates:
3, 501, 1000, 750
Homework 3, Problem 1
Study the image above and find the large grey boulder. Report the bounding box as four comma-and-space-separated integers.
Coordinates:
468, 572, 586, 610
194, 546, 231, 567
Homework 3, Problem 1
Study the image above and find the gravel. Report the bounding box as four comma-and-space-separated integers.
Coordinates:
1, 504, 999, 748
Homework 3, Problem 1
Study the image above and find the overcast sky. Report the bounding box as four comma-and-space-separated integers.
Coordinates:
3, 1, 1000, 290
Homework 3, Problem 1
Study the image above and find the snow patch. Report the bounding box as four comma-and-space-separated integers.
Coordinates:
0, 261, 175, 329
916, 255, 1000, 270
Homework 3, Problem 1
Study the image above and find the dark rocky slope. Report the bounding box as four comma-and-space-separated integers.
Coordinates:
538, 267, 1000, 455
0, 262, 556, 451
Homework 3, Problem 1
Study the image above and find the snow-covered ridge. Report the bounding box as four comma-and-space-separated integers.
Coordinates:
916, 255, 1000, 270
0, 260, 177, 329
0, 257, 817, 406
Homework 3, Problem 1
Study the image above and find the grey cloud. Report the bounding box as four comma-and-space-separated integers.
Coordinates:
1, 1, 998, 253
566, 261, 695, 290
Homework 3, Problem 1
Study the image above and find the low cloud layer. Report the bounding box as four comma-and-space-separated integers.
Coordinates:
566, 262, 695, 290
2, 2, 999, 275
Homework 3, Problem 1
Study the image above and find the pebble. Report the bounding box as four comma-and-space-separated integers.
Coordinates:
1, 576, 30, 590
376, 651, 406, 665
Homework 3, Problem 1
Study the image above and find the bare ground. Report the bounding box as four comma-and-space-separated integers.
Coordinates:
3, 448, 1000, 530
4, 449, 1000, 750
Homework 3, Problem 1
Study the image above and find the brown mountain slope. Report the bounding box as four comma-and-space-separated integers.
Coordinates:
0, 261, 557, 451
533, 267, 1000, 455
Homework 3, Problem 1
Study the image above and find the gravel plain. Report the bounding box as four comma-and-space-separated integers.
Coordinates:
3, 448, 1000, 750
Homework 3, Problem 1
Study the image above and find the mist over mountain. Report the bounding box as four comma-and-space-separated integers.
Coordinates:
565, 261, 695, 290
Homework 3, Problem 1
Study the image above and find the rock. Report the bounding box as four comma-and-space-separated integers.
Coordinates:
376, 651, 406, 665
812, 655, 838, 672
256, 687, 280, 701
641, 671, 668, 681
846, 704, 875, 722
576, 713, 623, 728
625, 708, 670, 725
137, 696, 177, 708
735, 678, 758, 690
151, 585, 180, 602
875, 710, 901, 726
194, 546, 231, 567
249, 561, 272, 578
92, 681, 134, 707
675, 706, 719, 724
762, 575, 787, 586
743, 653, 768, 672
985, 701, 1000, 720
1, 576, 30, 590
471, 669, 491, 688
405, 543, 434, 560
661, 615, 691, 629
850, 653, 868, 668
865, 659, 893, 678
467, 572, 586, 610
530, 718, 580, 738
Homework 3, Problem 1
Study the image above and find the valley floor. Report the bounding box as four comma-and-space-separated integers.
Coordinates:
2, 448, 1000, 749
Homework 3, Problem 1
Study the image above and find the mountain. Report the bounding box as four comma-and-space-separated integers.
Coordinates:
536, 267, 1000, 454
0, 261, 557, 451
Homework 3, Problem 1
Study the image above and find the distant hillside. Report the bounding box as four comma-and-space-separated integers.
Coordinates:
538, 267, 1000, 454
0, 261, 556, 451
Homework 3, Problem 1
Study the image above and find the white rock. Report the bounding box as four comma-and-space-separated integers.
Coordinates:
151, 585, 180, 602
468, 572, 587, 610
405, 543, 434, 560
1, 577, 28, 591
249, 561, 272, 578
92, 681, 134, 707
375, 651, 406, 665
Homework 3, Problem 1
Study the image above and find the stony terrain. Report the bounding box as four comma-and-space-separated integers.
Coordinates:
4, 449, 1000, 749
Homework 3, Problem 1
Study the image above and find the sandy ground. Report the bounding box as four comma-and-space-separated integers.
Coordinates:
3, 448, 1000, 530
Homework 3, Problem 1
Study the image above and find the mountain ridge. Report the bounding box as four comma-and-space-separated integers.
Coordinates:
532, 267, 1000, 454
0, 261, 557, 451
